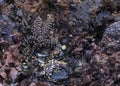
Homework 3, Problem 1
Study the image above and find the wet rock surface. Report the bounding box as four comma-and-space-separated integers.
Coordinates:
101, 21, 120, 54
0, 0, 120, 86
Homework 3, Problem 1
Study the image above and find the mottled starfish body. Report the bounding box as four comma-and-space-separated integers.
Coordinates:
22, 15, 58, 59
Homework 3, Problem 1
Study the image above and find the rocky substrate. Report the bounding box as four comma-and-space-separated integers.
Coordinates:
0, 0, 120, 86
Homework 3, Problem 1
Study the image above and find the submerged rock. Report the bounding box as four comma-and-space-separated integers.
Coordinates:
0, 0, 4, 5
0, 14, 15, 44
103, 21, 120, 38
101, 21, 120, 52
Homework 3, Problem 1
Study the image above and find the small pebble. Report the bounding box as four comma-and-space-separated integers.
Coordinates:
37, 58, 45, 64
10, 68, 18, 81
29, 82, 36, 86
22, 62, 28, 69
53, 48, 60, 55
50, 68, 68, 81
61, 45, 67, 50
0, 71, 7, 79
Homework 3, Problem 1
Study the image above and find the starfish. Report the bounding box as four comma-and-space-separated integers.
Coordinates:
21, 14, 58, 59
